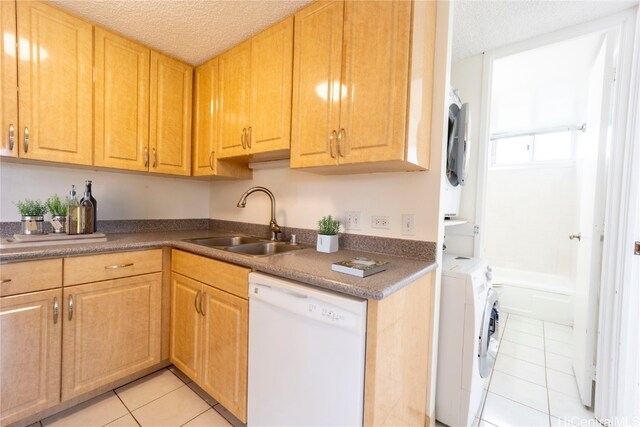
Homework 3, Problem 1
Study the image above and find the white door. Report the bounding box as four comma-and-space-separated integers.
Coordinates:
572, 30, 617, 407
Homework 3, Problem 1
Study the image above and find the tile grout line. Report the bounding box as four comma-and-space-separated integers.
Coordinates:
112, 391, 142, 427
178, 407, 213, 427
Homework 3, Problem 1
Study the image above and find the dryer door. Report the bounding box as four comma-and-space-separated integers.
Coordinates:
478, 288, 500, 378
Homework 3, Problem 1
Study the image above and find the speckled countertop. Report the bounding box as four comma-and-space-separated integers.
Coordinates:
0, 230, 437, 300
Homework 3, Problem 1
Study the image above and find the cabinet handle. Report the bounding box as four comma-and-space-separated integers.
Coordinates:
328, 130, 337, 159
53, 297, 59, 324
8, 124, 15, 150
152, 148, 157, 168
337, 128, 346, 157
0, 279, 11, 285
241, 128, 246, 149
144, 147, 149, 167
104, 263, 134, 269
247, 126, 252, 149
68, 295, 74, 321
209, 151, 214, 170
194, 290, 201, 314
200, 292, 206, 316
23, 127, 29, 153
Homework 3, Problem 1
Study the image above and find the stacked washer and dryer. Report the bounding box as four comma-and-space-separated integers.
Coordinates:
436, 90, 500, 427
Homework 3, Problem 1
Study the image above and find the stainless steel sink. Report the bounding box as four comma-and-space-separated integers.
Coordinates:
224, 242, 304, 257
185, 236, 264, 248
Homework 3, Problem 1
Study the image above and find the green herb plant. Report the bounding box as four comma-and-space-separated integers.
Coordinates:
15, 199, 49, 217
318, 215, 340, 235
46, 194, 68, 216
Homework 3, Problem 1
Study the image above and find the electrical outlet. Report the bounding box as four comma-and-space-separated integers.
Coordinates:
345, 211, 361, 230
371, 215, 390, 229
402, 214, 415, 235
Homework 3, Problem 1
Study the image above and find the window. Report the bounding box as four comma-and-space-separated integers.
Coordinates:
490, 129, 575, 167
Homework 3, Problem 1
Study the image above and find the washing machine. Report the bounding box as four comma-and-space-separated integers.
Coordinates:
436, 254, 499, 427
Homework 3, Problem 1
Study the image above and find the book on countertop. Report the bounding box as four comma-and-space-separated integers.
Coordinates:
331, 257, 389, 277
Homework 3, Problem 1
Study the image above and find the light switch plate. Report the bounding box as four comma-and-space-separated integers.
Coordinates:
402, 214, 415, 235
345, 211, 361, 230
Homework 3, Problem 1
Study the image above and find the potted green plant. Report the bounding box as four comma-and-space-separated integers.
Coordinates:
317, 215, 340, 253
46, 194, 68, 233
15, 199, 48, 235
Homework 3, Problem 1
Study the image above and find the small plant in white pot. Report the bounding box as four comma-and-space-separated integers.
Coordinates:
15, 199, 48, 235
317, 215, 340, 253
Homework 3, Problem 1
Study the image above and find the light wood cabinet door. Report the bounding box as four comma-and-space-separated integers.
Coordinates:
199, 285, 248, 423
218, 40, 251, 158
0, 0, 17, 158
249, 17, 293, 155
61, 273, 162, 401
338, 1, 411, 165
16, 1, 93, 165
149, 51, 193, 176
169, 273, 201, 381
290, 1, 343, 168
94, 27, 150, 171
0, 289, 62, 425
192, 58, 218, 176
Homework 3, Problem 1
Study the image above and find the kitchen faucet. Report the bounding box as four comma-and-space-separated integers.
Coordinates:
236, 186, 281, 241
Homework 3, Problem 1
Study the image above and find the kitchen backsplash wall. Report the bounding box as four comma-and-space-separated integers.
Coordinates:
0, 162, 211, 221
209, 162, 441, 242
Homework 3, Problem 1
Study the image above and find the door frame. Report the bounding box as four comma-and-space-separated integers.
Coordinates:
473, 5, 638, 416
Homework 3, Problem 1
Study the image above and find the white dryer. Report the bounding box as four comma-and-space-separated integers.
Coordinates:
436, 254, 499, 427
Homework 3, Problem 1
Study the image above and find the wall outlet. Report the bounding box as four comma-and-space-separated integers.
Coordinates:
371, 215, 391, 229
402, 213, 415, 235
345, 211, 361, 230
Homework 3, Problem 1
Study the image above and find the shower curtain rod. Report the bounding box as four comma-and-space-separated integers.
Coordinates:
490, 123, 587, 140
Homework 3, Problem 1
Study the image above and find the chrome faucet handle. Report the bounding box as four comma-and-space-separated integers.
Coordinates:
290, 234, 297, 245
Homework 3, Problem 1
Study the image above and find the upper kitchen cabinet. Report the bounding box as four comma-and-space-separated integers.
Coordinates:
94, 27, 150, 172
218, 17, 293, 160
149, 51, 193, 176
14, 1, 93, 165
192, 57, 252, 179
291, 1, 436, 173
0, 1, 17, 158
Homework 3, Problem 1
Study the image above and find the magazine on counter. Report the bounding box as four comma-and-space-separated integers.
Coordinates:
331, 257, 389, 277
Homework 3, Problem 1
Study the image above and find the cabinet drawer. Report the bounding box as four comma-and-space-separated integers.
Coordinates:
64, 249, 162, 286
172, 250, 250, 299
0, 259, 62, 297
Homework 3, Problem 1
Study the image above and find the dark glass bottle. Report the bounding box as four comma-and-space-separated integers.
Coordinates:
81, 180, 97, 232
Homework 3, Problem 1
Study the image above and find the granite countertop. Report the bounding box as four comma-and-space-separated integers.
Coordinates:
0, 230, 437, 300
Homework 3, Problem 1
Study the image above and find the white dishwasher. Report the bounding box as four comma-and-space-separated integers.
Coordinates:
248, 272, 367, 427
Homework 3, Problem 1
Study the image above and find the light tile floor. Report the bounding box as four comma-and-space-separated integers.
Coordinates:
475, 313, 597, 427
32, 367, 239, 427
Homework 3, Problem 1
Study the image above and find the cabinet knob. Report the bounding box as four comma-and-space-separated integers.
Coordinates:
8, 124, 15, 151
209, 151, 214, 170
247, 126, 252, 149
194, 290, 201, 314
337, 128, 346, 157
144, 147, 149, 167
23, 127, 29, 153
53, 297, 59, 324
241, 128, 247, 149
152, 148, 157, 168
329, 130, 337, 159
68, 295, 74, 321
0, 279, 11, 285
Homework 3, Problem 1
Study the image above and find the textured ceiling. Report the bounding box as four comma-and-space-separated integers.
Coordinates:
453, 0, 638, 61
49, 0, 313, 66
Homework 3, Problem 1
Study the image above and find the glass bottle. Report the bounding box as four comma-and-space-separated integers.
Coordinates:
80, 187, 94, 234
67, 185, 80, 235
81, 180, 97, 232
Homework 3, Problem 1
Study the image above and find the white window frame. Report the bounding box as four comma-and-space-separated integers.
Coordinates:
488, 125, 582, 169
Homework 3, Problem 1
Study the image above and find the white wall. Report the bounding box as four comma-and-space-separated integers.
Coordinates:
0, 161, 211, 221
444, 54, 483, 255
484, 166, 578, 277
209, 162, 442, 241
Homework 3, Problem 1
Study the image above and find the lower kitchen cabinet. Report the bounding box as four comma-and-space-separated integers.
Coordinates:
0, 288, 62, 425
170, 250, 250, 422
61, 273, 162, 400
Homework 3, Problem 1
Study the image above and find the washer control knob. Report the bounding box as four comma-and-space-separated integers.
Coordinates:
487, 266, 493, 272
486, 271, 493, 281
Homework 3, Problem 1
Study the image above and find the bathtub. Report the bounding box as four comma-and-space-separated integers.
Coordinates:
491, 267, 574, 326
